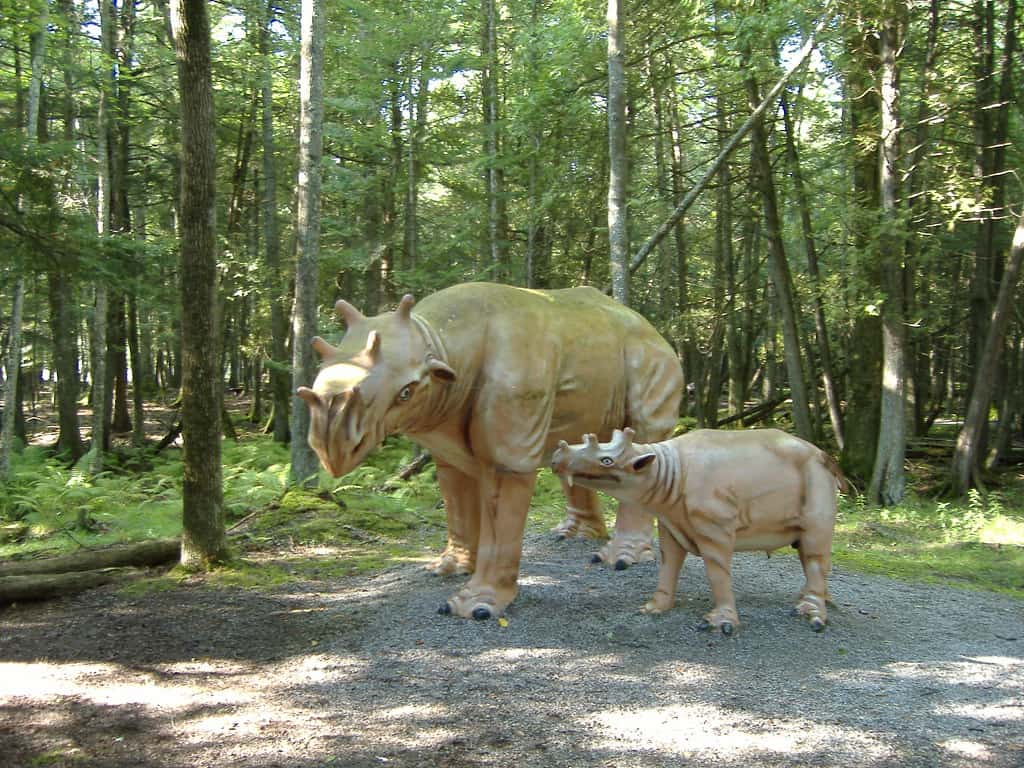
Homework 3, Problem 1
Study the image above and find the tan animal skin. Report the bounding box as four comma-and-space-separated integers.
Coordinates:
296, 282, 683, 620
550, 427, 846, 634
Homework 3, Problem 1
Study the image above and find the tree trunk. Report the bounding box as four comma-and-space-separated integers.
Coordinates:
48, 270, 84, 460
868, 5, 908, 506
952, 209, 1024, 494
0, 281, 25, 480
743, 68, 814, 442
481, 0, 508, 281
171, 0, 227, 567
0, 5, 47, 479
109, 295, 133, 434
840, 21, 883, 481
780, 92, 844, 449
606, 0, 629, 306
290, 0, 325, 487
259, 3, 290, 445
128, 294, 146, 446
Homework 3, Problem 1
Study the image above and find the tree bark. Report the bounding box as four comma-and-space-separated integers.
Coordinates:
607, 0, 629, 305
868, 5, 908, 506
840, 19, 883, 481
260, 2, 290, 445
171, 0, 227, 567
290, 0, 325, 487
0, 5, 46, 479
0, 569, 150, 604
780, 91, 844, 449
743, 67, 814, 442
952, 208, 1024, 494
0, 539, 182, 578
48, 270, 84, 460
481, 0, 508, 281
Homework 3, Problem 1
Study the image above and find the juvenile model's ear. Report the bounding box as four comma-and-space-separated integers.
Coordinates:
632, 453, 657, 472
426, 357, 457, 383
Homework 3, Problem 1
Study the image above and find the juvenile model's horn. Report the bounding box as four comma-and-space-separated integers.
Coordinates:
396, 294, 416, 323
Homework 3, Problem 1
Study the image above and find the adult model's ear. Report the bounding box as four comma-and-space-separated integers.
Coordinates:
632, 453, 657, 472
426, 357, 457, 383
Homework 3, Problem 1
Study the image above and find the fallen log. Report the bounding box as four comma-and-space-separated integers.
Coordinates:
0, 538, 181, 578
0, 567, 148, 603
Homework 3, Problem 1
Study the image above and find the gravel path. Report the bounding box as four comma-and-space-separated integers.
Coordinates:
2, 532, 1022, 767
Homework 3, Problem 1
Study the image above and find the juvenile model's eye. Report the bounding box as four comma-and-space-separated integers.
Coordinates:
397, 385, 413, 402
600, 457, 614, 466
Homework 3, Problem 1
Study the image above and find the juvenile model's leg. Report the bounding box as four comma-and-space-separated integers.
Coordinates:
440, 468, 535, 619
551, 480, 608, 540
696, 539, 740, 635
642, 520, 688, 614
429, 460, 480, 576
792, 470, 837, 631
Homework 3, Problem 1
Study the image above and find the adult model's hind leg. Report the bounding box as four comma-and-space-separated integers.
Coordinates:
429, 459, 480, 576
551, 480, 608, 540
598, 349, 682, 569
792, 468, 837, 631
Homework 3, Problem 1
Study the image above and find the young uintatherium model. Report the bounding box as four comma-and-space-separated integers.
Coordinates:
550, 427, 846, 634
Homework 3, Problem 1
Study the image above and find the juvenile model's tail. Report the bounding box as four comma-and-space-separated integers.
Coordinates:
819, 451, 852, 494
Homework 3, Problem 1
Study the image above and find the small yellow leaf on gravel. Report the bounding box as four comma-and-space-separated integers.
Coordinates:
498, 617, 509, 628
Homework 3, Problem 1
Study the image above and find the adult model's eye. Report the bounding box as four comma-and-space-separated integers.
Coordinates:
600, 457, 614, 466
397, 385, 413, 402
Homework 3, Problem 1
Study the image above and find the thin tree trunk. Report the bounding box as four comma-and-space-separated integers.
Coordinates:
171, 0, 227, 567
260, 2, 290, 445
607, 0, 629, 305
290, 0, 325, 487
0, 5, 47, 479
780, 92, 844, 449
0, 282, 25, 479
869, 6, 908, 505
48, 270, 84, 460
952, 209, 1024, 494
128, 294, 146, 446
743, 67, 814, 441
481, 0, 507, 281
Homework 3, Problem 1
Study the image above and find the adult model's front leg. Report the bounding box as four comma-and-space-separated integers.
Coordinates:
551, 480, 608, 540
428, 460, 480, 576
440, 468, 535, 620
595, 502, 655, 570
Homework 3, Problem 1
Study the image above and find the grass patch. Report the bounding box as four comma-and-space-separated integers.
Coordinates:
834, 486, 1024, 596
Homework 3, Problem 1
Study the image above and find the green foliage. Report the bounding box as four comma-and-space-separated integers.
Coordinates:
833, 487, 1024, 595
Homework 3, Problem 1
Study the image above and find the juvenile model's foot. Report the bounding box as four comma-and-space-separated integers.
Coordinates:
641, 589, 676, 614
438, 583, 515, 620
791, 592, 828, 632
698, 605, 740, 636
427, 544, 475, 576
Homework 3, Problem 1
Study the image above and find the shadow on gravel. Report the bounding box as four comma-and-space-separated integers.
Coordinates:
1, 533, 1022, 768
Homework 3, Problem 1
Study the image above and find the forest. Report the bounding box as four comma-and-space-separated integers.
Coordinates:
1, 0, 1023, 574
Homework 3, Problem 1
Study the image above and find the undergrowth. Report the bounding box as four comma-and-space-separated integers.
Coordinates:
1, 428, 1022, 599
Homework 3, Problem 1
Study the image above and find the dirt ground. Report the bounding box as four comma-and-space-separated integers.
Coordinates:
1, 530, 1022, 768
